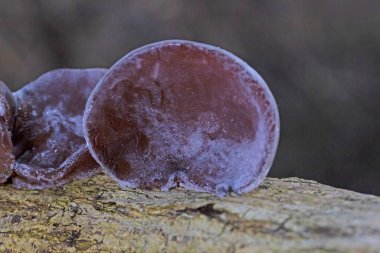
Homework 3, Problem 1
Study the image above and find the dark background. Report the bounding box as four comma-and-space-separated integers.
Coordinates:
1, 1, 379, 195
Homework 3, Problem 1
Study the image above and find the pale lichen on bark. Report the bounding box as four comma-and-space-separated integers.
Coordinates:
0, 174, 379, 252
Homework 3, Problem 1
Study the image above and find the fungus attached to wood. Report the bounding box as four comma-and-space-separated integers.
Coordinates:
84, 40, 280, 195
10, 69, 106, 188
0, 40, 279, 195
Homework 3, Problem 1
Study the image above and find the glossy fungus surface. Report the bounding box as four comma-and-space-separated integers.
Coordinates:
84, 40, 280, 195
12, 68, 107, 188
0, 81, 16, 183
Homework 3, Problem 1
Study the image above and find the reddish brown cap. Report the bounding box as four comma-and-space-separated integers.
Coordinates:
84, 40, 280, 195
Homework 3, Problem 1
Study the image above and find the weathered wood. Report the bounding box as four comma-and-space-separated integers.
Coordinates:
0, 174, 379, 252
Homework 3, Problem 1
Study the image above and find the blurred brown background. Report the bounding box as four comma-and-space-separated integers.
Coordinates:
1, 1, 379, 195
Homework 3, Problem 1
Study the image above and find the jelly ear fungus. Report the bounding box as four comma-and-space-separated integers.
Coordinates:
11, 68, 107, 188
0, 81, 16, 183
84, 40, 280, 196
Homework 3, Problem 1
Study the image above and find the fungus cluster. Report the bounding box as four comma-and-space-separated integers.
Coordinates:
0, 40, 279, 195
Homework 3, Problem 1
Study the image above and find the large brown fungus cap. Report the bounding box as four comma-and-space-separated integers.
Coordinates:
0, 81, 16, 183
84, 40, 280, 195
12, 68, 107, 188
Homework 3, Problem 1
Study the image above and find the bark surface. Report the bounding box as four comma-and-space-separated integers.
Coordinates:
0, 174, 379, 252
